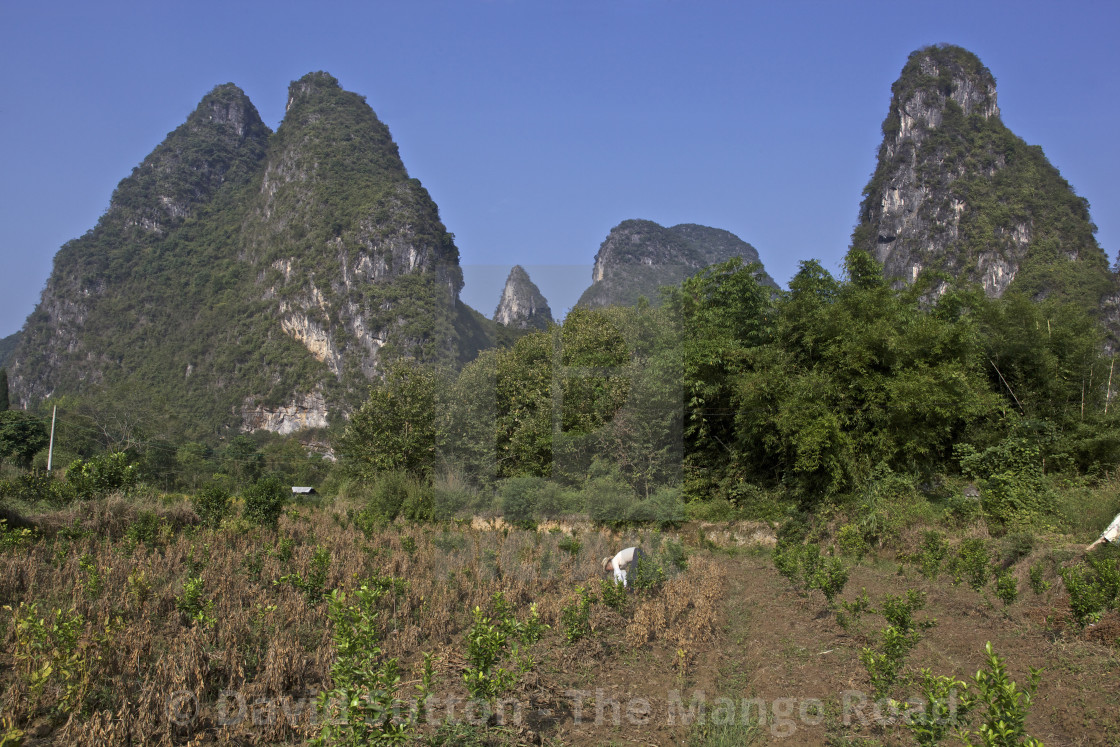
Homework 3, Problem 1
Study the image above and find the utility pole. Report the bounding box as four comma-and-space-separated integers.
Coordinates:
1107, 357, 1116, 415
46, 405, 57, 471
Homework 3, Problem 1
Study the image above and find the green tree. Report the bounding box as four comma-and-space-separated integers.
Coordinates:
664, 258, 775, 496
0, 411, 48, 469
0, 368, 9, 411
730, 254, 998, 502
338, 360, 442, 481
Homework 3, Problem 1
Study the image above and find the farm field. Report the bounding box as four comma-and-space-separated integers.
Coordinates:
1, 498, 1118, 746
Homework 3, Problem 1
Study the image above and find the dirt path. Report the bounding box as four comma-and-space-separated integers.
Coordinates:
550, 548, 1120, 746
705, 551, 1120, 746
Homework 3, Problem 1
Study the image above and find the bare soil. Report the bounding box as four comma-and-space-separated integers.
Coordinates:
527, 542, 1120, 746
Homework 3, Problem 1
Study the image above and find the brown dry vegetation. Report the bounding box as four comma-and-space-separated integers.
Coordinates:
0, 498, 1118, 746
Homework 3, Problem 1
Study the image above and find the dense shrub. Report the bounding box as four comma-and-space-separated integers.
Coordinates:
0, 471, 65, 506
65, 452, 138, 501
958, 436, 1053, 528
499, 476, 549, 528
949, 538, 992, 592
365, 470, 432, 523
191, 483, 231, 529
627, 487, 686, 529
586, 472, 638, 529
1060, 553, 1120, 626
242, 476, 286, 528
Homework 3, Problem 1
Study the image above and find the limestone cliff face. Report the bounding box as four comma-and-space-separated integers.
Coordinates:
578, 220, 776, 308
240, 390, 330, 435
494, 266, 553, 330
248, 72, 473, 394
852, 45, 1111, 303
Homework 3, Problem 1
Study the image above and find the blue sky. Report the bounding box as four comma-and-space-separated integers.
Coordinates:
2, 0, 1118, 336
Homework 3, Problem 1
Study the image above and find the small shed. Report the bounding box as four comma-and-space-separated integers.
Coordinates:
292, 487, 317, 496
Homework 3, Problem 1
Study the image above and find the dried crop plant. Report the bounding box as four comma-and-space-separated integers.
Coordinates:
0, 498, 720, 744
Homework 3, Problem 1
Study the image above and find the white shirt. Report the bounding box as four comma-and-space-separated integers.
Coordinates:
1102, 512, 1120, 543
611, 547, 638, 586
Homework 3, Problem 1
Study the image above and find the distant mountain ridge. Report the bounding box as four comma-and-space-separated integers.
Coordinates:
7, 73, 495, 437
577, 220, 776, 309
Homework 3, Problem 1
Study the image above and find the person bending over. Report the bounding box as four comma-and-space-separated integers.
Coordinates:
602, 546, 643, 587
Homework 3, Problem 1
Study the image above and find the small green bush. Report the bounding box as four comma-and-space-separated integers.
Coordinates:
994, 569, 1019, 606
630, 553, 667, 593
400, 481, 434, 523
1061, 555, 1120, 627
557, 535, 581, 555
861, 625, 921, 700
316, 578, 417, 745
898, 669, 974, 747
859, 590, 933, 700
191, 483, 231, 529
2, 471, 63, 505
65, 452, 138, 501
1028, 562, 1050, 594
837, 523, 869, 559
176, 575, 216, 627
949, 538, 992, 592
661, 538, 689, 572
126, 511, 169, 548
773, 541, 849, 604
277, 545, 332, 603
560, 585, 595, 643
599, 578, 628, 613
0, 518, 34, 551
242, 476, 286, 528
879, 589, 933, 635
462, 593, 543, 703
915, 531, 949, 580
958, 642, 1043, 747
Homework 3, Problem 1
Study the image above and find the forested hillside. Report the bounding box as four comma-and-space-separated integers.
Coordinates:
6, 74, 496, 441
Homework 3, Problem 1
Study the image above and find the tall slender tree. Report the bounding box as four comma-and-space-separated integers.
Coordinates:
0, 368, 8, 411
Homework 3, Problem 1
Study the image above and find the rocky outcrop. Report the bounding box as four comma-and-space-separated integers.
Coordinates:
494, 266, 553, 330
0, 332, 19, 369
240, 390, 330, 435
852, 45, 1110, 304
246, 72, 476, 396
577, 220, 775, 309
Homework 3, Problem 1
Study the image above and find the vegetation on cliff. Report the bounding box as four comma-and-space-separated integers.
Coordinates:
7, 74, 496, 440
853, 45, 1113, 311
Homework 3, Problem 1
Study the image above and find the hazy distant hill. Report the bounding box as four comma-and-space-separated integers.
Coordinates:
7, 73, 496, 437
577, 220, 776, 309
494, 265, 553, 330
